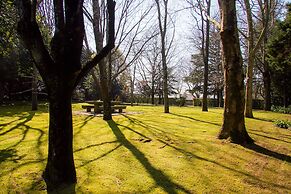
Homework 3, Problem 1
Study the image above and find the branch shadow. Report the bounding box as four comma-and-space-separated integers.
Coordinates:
121, 114, 183, 141
107, 120, 192, 194
121, 114, 290, 190
157, 139, 290, 190
0, 148, 25, 164
244, 143, 291, 163
0, 111, 35, 136
169, 113, 221, 127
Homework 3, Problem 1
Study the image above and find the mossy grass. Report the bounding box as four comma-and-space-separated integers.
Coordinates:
0, 103, 290, 193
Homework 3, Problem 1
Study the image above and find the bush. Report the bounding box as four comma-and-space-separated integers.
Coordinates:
192, 98, 220, 107
252, 99, 264, 109
271, 105, 291, 114
273, 120, 291, 129
176, 97, 186, 107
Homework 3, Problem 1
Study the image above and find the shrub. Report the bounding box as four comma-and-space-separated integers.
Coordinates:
176, 97, 186, 107
273, 120, 291, 129
271, 105, 291, 114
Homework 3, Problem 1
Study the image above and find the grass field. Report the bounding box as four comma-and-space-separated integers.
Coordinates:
0, 103, 290, 193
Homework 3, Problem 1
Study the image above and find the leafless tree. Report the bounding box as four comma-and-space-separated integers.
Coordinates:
217, 0, 253, 144
15, 0, 116, 189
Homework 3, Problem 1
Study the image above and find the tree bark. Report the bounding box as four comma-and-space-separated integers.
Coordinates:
218, 0, 253, 144
219, 87, 223, 107
262, 0, 272, 111
244, 0, 254, 118
43, 78, 76, 190
99, 60, 112, 120
31, 65, 38, 111
202, 0, 211, 112
130, 64, 136, 106
93, 0, 112, 120
16, 0, 116, 189
155, 0, 169, 113
263, 60, 271, 110
151, 74, 155, 105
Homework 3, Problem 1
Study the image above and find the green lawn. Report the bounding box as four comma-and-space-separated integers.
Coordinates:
0, 103, 290, 193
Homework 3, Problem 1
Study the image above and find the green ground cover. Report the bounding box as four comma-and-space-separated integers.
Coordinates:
0, 103, 290, 193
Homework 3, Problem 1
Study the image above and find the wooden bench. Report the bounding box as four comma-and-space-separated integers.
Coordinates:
82, 104, 126, 113
111, 105, 126, 113
82, 105, 94, 112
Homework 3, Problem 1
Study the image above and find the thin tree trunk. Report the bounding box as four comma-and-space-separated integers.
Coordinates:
263, 57, 271, 110
151, 75, 155, 105
130, 64, 136, 106
262, 0, 272, 111
31, 65, 38, 111
155, 0, 169, 113
219, 88, 223, 107
217, 90, 220, 107
93, 0, 112, 120
218, 0, 253, 144
202, 0, 211, 112
244, 0, 254, 118
99, 60, 112, 120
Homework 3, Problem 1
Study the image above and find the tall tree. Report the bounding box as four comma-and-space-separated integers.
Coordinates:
92, 0, 112, 120
244, 0, 256, 118
83, 0, 154, 119
15, 0, 115, 189
257, 0, 283, 110
187, 0, 211, 111
267, 3, 291, 107
202, 0, 211, 111
244, 0, 270, 118
217, 0, 253, 144
155, 0, 170, 113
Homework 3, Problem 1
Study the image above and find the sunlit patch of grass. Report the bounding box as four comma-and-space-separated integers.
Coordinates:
0, 103, 290, 193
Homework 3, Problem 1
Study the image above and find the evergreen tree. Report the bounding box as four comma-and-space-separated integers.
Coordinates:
267, 4, 291, 107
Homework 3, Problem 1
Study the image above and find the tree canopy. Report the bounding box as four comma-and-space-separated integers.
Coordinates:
267, 4, 291, 107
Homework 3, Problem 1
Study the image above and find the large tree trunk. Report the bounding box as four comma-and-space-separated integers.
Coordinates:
16, 0, 116, 190
218, 0, 253, 144
43, 79, 76, 189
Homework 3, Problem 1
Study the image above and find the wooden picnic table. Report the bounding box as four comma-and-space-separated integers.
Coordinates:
82, 101, 126, 113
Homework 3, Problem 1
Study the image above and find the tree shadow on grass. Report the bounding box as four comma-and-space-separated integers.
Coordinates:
121, 115, 291, 190
0, 111, 35, 136
244, 143, 291, 163
250, 128, 291, 140
158, 139, 290, 190
251, 117, 274, 123
249, 131, 291, 144
169, 113, 221, 127
0, 148, 24, 164
121, 114, 185, 141
107, 120, 192, 194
